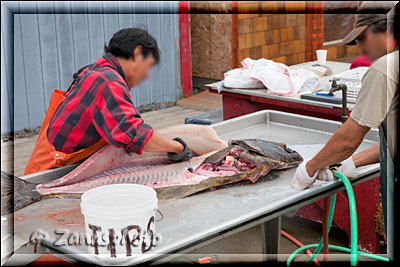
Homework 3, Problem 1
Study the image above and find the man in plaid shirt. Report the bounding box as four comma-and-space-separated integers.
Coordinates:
47, 28, 192, 162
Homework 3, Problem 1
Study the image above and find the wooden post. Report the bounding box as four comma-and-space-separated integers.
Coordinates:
305, 1, 324, 61
179, 1, 192, 97
232, 1, 238, 69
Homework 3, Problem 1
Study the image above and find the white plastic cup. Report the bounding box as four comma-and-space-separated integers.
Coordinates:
80, 184, 158, 262
316, 49, 327, 65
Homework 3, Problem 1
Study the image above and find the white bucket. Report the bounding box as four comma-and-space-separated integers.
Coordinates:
80, 184, 158, 262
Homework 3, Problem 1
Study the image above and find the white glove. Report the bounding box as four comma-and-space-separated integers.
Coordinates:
291, 160, 320, 190
317, 157, 356, 181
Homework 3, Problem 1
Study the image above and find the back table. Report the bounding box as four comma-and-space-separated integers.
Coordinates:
207, 61, 353, 122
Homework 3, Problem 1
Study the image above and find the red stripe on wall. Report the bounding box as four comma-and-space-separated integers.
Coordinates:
179, 1, 192, 97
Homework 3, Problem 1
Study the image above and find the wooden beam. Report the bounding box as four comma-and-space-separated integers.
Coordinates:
179, 1, 192, 97
232, 1, 238, 68
305, 1, 324, 61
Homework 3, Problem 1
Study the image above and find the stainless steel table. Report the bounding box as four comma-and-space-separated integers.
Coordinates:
4, 110, 379, 265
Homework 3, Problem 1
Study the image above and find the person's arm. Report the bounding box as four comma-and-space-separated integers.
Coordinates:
306, 117, 370, 176
94, 81, 181, 155
307, 62, 397, 176
142, 132, 184, 153
93, 81, 153, 154
352, 142, 380, 167
292, 59, 396, 190
94, 81, 189, 157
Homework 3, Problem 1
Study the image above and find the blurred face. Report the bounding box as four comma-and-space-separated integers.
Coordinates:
356, 27, 390, 62
118, 46, 156, 88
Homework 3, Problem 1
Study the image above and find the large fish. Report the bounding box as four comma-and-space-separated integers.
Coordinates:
157, 124, 228, 156
2, 139, 302, 215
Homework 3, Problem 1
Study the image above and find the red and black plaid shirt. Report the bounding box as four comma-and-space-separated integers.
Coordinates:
47, 52, 153, 155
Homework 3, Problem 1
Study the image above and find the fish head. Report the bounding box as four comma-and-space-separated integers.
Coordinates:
194, 139, 304, 183
229, 139, 303, 167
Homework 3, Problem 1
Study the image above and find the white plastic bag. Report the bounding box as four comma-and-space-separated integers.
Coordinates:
223, 58, 319, 96
223, 58, 265, 89
291, 68, 319, 93
249, 58, 295, 95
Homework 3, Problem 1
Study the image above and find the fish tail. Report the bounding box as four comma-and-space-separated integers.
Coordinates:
1, 171, 43, 215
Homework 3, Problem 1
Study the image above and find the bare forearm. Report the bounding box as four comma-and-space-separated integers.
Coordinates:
352, 142, 380, 167
306, 118, 370, 176
143, 132, 183, 153
307, 133, 360, 174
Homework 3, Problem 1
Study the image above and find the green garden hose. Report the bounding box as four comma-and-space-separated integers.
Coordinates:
286, 244, 389, 265
334, 171, 358, 266
287, 171, 389, 266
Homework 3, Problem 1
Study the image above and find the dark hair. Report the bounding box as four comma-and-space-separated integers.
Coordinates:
104, 28, 160, 64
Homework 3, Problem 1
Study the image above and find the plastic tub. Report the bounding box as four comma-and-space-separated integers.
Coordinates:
80, 184, 158, 262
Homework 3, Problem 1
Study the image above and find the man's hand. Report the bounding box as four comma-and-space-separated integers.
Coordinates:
291, 160, 320, 190
317, 157, 356, 181
167, 137, 193, 163
124, 145, 134, 155
304, 118, 370, 175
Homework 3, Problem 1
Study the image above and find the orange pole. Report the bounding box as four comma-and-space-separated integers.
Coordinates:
323, 196, 331, 263
281, 230, 320, 266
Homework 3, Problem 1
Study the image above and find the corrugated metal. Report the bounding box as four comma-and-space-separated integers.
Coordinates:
2, 1, 180, 134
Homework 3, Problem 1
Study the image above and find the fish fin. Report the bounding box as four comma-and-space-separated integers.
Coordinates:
250, 166, 272, 183
155, 181, 223, 200
1, 171, 43, 215
155, 173, 255, 200
45, 193, 83, 199
155, 184, 204, 200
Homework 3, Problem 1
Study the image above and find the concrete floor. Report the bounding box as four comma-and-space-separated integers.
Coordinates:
177, 90, 223, 112
167, 215, 354, 264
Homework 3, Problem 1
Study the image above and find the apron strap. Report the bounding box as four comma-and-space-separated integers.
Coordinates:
66, 64, 93, 93
66, 64, 114, 93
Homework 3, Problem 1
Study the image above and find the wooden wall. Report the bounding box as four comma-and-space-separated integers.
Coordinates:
236, 1, 361, 66
324, 44, 361, 61
190, 2, 232, 80
188, 1, 361, 81
238, 13, 306, 66
2, 1, 180, 134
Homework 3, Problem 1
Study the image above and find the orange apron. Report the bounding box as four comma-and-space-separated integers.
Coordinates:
24, 89, 108, 175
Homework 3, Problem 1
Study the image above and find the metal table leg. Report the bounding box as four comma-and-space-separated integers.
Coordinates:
260, 216, 281, 261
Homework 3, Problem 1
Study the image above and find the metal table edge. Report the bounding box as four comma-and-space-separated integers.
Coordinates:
206, 83, 353, 109
40, 170, 380, 265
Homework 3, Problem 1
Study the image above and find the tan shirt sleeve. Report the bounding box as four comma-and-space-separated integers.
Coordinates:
350, 67, 398, 129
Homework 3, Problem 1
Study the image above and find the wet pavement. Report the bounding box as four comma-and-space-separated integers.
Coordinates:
169, 214, 372, 263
